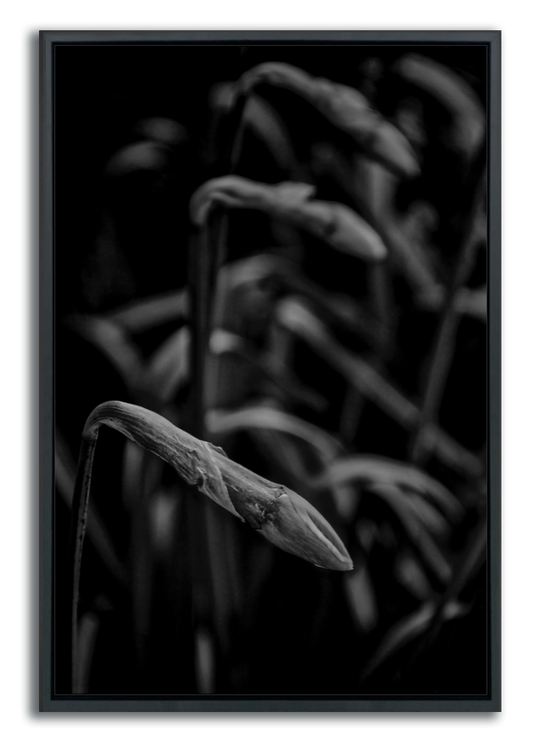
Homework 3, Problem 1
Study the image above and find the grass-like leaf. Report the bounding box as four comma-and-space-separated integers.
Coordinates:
190, 176, 387, 261
216, 253, 381, 346
316, 455, 462, 519
418, 284, 487, 321
210, 328, 326, 411
146, 326, 191, 402
395, 552, 432, 600
277, 297, 483, 477
104, 141, 172, 177
132, 117, 187, 147
212, 255, 285, 343
109, 289, 189, 333
361, 599, 468, 681
344, 565, 378, 633
240, 62, 420, 178
369, 483, 452, 583
341, 158, 445, 307
208, 403, 344, 464
409, 180, 485, 465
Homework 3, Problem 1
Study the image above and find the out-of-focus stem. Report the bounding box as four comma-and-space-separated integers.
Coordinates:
340, 261, 393, 446
195, 88, 247, 684
188, 223, 217, 689
339, 159, 395, 446
209, 90, 249, 313
68, 430, 99, 693
409, 173, 485, 466
189, 228, 211, 439
228, 91, 248, 169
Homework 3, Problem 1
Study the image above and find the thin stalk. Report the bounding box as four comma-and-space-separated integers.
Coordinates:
364, 160, 396, 362
189, 227, 211, 439
370, 262, 394, 357
196, 88, 250, 684
56, 434, 128, 590
339, 261, 393, 446
208, 89, 249, 318
279, 299, 483, 476
409, 173, 485, 466
339, 160, 395, 446
68, 430, 99, 693
123, 444, 158, 670
188, 223, 217, 689
185, 93, 249, 685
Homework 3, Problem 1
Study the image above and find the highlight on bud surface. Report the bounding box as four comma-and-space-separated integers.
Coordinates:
256, 486, 352, 570
239, 62, 420, 178
190, 176, 387, 261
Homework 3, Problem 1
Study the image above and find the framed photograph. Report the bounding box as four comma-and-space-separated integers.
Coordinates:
40, 30, 501, 712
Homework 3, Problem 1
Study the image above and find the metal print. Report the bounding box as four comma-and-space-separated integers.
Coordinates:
40, 31, 501, 711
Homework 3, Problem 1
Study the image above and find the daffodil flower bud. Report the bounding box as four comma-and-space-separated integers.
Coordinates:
239, 61, 420, 178
190, 176, 386, 262
69, 401, 352, 689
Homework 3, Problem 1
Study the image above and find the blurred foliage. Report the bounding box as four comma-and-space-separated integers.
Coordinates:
54, 44, 488, 696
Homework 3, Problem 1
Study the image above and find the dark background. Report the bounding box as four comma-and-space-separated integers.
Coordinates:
53, 43, 488, 698
54, 43, 487, 315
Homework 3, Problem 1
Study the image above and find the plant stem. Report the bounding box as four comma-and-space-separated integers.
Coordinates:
201, 89, 251, 681
208, 90, 249, 318
56, 432, 128, 590
339, 161, 395, 446
409, 159, 486, 466
188, 222, 218, 687
230, 92, 247, 167
185, 92, 250, 688
68, 430, 99, 693
189, 227, 211, 439
339, 267, 392, 446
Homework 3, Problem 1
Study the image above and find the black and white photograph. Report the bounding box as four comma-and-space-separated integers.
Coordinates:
41, 32, 499, 709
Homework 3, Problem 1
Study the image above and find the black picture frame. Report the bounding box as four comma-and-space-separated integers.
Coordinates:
17, 19, 509, 732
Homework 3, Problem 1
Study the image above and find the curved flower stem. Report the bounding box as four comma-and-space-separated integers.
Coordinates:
68, 430, 100, 693
209, 90, 249, 312
189, 226, 211, 438
338, 161, 395, 447
228, 90, 248, 170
